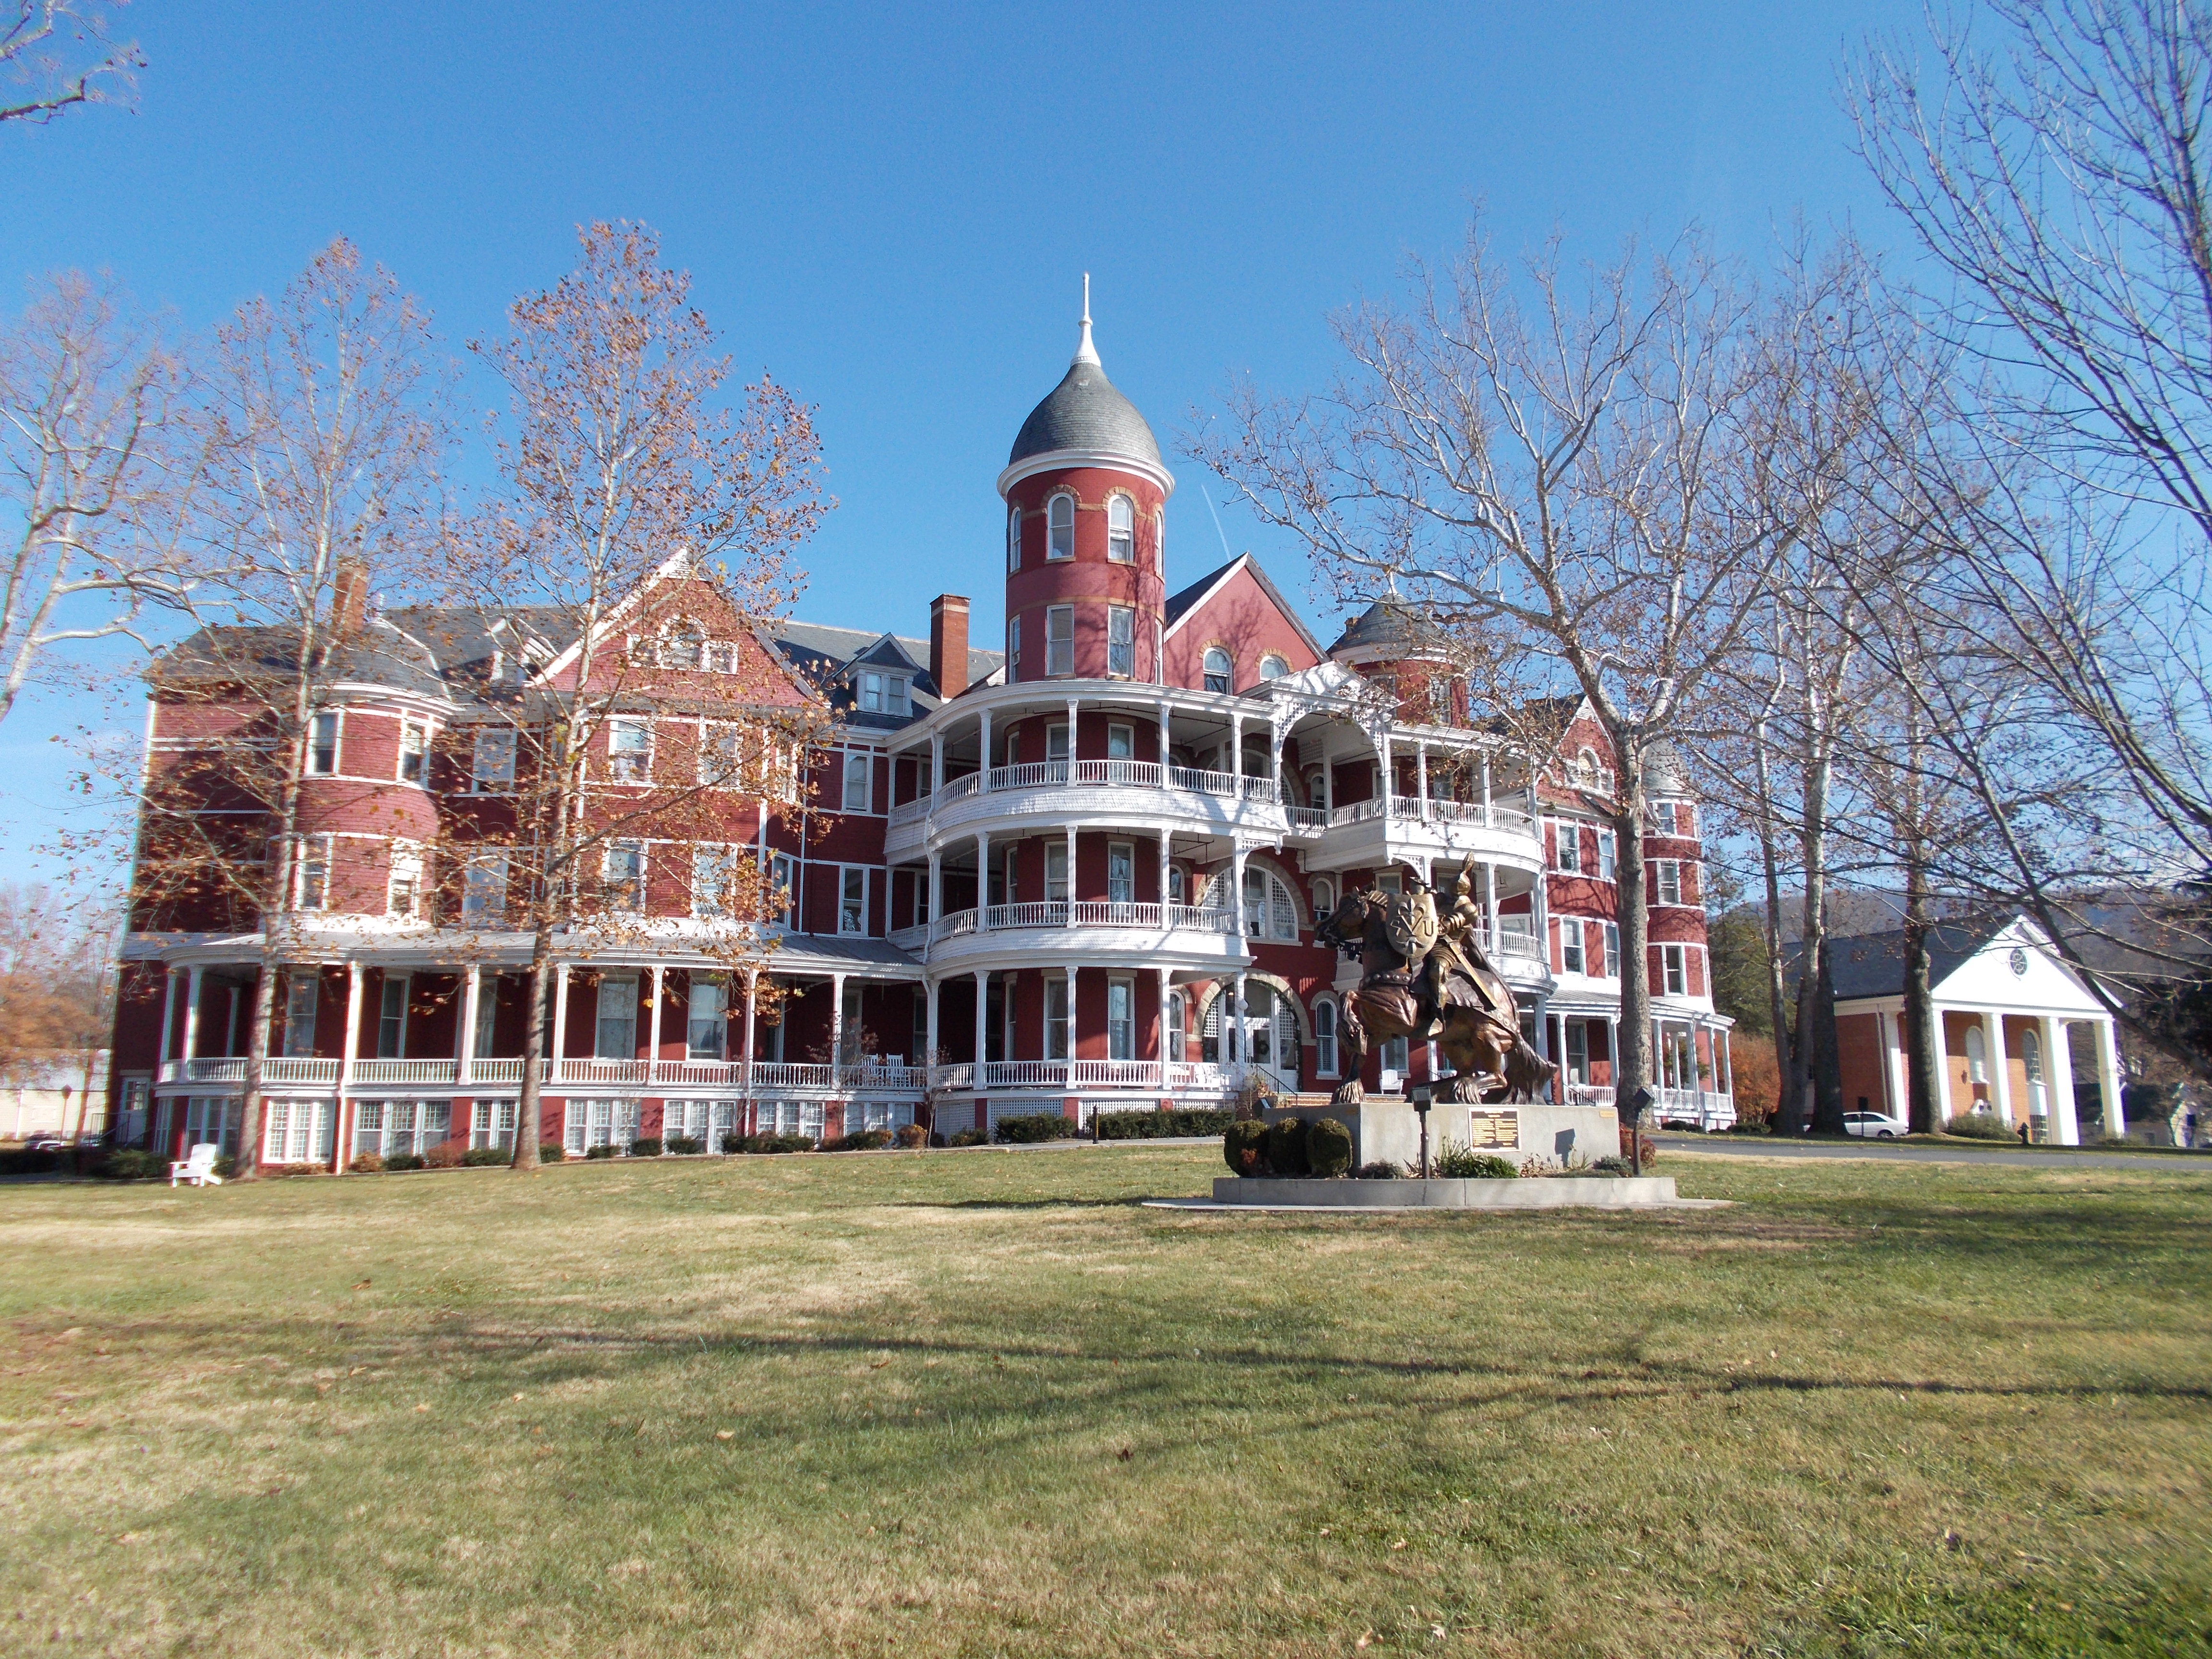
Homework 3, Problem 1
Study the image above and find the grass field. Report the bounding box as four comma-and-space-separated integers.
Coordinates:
2, 1145, 2208, 1657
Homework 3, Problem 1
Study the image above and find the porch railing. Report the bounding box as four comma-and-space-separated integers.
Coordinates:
352, 1058, 461, 1086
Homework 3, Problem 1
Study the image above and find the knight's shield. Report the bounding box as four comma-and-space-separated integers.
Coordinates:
1382, 891, 1439, 960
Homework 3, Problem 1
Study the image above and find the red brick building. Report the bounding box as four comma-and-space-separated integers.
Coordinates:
109, 306, 1731, 1163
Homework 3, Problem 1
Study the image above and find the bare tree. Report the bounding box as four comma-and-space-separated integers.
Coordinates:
133, 239, 451, 1179
0, 271, 193, 727
453, 221, 829, 1171
1, 1, 138, 125
1198, 228, 1851, 1117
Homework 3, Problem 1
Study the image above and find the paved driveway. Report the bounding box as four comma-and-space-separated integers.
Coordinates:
1651, 1133, 2206, 1173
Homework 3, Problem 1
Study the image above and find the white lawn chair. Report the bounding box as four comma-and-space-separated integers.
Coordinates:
169, 1143, 223, 1187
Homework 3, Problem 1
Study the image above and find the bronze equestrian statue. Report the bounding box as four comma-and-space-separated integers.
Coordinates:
1314, 870, 1556, 1105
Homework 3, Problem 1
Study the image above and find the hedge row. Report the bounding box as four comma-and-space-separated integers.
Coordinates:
993, 1112, 1082, 1144
1223, 1115, 1354, 1178
1093, 1108, 1237, 1140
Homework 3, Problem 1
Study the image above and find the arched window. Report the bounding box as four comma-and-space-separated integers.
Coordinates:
1314, 997, 1339, 1078
1047, 493, 1075, 560
1007, 507, 1022, 572
1167, 865, 1186, 905
2023, 1028, 2045, 1113
1312, 877, 1336, 919
1166, 990, 1186, 1062
1965, 1025, 1988, 1086
1107, 494, 1134, 563
1242, 866, 1300, 940
1202, 647, 1231, 694
1259, 653, 1289, 680
1574, 745, 1600, 784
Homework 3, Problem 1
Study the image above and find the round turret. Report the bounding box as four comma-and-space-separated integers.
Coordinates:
998, 285, 1172, 684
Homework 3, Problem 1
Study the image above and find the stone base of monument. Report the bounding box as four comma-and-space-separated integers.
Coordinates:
1204, 1174, 1693, 1209
1260, 1093, 1622, 1173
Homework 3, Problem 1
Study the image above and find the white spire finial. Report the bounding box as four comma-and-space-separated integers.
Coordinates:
1073, 271, 1100, 367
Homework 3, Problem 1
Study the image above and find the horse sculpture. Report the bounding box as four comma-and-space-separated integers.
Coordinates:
1314, 884, 1556, 1105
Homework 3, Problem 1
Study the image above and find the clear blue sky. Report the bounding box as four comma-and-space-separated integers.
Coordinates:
1, 0, 1927, 889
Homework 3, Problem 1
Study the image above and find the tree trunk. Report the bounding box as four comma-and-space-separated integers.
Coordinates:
233, 958, 276, 1179
513, 922, 556, 1170
1809, 936, 1845, 1131
1752, 722, 1794, 1129
1900, 851, 1940, 1133
1611, 733, 1653, 1121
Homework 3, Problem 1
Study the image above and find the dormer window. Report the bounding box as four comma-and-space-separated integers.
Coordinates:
856, 670, 909, 715
1047, 493, 1075, 560
659, 620, 706, 670
1007, 507, 1022, 572
1107, 495, 1134, 563
1202, 647, 1231, 694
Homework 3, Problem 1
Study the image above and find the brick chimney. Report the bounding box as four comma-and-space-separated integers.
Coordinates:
331, 556, 370, 635
929, 594, 969, 699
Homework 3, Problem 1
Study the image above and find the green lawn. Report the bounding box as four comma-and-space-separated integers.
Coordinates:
2, 1146, 2208, 1657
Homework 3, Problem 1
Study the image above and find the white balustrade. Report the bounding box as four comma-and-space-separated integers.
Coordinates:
929, 1061, 975, 1091
470, 1058, 534, 1084
750, 1061, 837, 1091
263, 1057, 342, 1085
553, 1058, 651, 1086
886, 923, 929, 951
983, 1059, 1067, 1088
1071, 1059, 1158, 1087
927, 902, 1235, 941
650, 1058, 745, 1087
351, 1058, 461, 1085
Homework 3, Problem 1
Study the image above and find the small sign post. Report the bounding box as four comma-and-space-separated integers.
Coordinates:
1411, 1083, 1434, 1179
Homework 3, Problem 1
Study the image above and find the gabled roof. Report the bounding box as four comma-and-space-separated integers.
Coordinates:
769, 619, 1004, 732
155, 618, 453, 703
1161, 553, 1326, 660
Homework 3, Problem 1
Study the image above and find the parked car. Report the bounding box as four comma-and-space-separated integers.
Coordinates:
1842, 1111, 1909, 1139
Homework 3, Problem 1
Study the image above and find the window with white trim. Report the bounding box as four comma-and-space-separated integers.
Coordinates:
397, 718, 427, 784
1107, 605, 1134, 676
1045, 841, 1070, 902
1312, 877, 1335, 918
1314, 996, 1339, 1078
1166, 990, 1186, 1061
1560, 918, 1586, 975
595, 975, 637, 1059
1107, 722, 1134, 760
700, 722, 741, 787
842, 750, 872, 813
1008, 506, 1022, 571
1603, 922, 1620, 978
692, 844, 735, 919
1202, 647, 1231, 694
1107, 976, 1134, 1059
1045, 976, 1071, 1060
1107, 842, 1134, 903
472, 728, 516, 789
387, 843, 423, 919
856, 670, 909, 715
688, 975, 726, 1060
1554, 822, 1582, 874
262, 1098, 333, 1165
282, 974, 319, 1058
307, 710, 339, 775
606, 718, 651, 784
1167, 864, 1186, 905
770, 852, 796, 925
470, 1099, 517, 1152
603, 840, 645, 911
1260, 653, 1289, 681
1107, 494, 1134, 562
1598, 830, 1616, 881
839, 866, 868, 935
462, 853, 508, 924
1047, 493, 1075, 559
1660, 944, 1687, 996
1008, 614, 1021, 671
1655, 859, 1683, 906
183, 1096, 239, 1156
295, 834, 330, 912
1380, 1034, 1409, 1079
1046, 605, 1074, 676
564, 1098, 638, 1155
377, 976, 408, 1059
1046, 721, 1071, 763
1243, 866, 1299, 940
473, 981, 497, 1058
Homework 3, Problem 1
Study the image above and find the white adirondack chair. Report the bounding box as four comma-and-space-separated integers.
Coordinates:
169, 1143, 223, 1187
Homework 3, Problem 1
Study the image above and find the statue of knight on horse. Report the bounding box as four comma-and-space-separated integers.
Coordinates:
1313, 868, 1556, 1105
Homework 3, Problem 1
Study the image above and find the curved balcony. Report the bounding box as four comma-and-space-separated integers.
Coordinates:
912, 898, 1250, 973
1299, 795, 1542, 874
885, 759, 1286, 862
926, 1058, 1243, 1098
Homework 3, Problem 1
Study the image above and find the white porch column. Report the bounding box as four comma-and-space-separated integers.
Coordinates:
1480, 753, 1492, 820
1157, 829, 1172, 914
1065, 697, 1080, 777
926, 853, 941, 930
1930, 1002, 1952, 1122
1416, 741, 1429, 810
649, 965, 665, 1077
1605, 1015, 1619, 1100
1983, 1010, 2012, 1125
1156, 970, 1171, 1088
552, 963, 571, 1077
1879, 1009, 1906, 1120
1064, 821, 1077, 916
742, 969, 758, 1103
1232, 973, 1248, 1068
1268, 715, 1285, 792
460, 964, 483, 1086
924, 977, 939, 1075
1719, 1028, 1733, 1107
978, 709, 993, 789
182, 965, 205, 1060
1229, 842, 1249, 938
1229, 710, 1244, 781
1483, 862, 1500, 957
830, 973, 848, 1074
976, 832, 991, 929
2042, 1015, 2079, 1146
974, 971, 989, 1081
2093, 1016, 2125, 1140
1064, 964, 1078, 1088
156, 967, 180, 1069
930, 733, 945, 795
1379, 731, 1393, 804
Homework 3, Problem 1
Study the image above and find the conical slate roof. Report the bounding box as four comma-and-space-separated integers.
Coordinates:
1009, 356, 1162, 469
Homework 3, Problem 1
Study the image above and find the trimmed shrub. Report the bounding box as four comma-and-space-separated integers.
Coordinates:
629, 1137, 663, 1158
1305, 1116, 1354, 1178
1263, 1115, 1310, 1177
663, 1137, 704, 1156
894, 1123, 929, 1149
1435, 1141, 1519, 1179
1945, 1111, 2012, 1141
0, 1149, 60, 1176
1589, 1154, 1634, 1176
423, 1142, 464, 1169
584, 1144, 619, 1160
825, 1129, 894, 1152
946, 1128, 987, 1147
538, 1142, 566, 1162
385, 1153, 426, 1172
720, 1133, 745, 1154
1224, 1119, 1269, 1177
731, 1133, 814, 1154
349, 1152, 385, 1174
95, 1148, 164, 1180
1354, 1160, 1402, 1179
461, 1147, 509, 1166
1094, 1108, 1238, 1141
993, 1112, 1079, 1144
